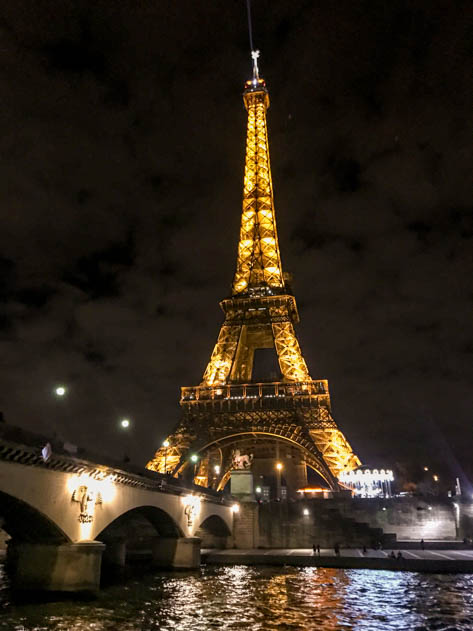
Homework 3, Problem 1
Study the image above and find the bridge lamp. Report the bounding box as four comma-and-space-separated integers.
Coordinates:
433, 475, 439, 482
231, 503, 240, 513
276, 462, 283, 471
120, 418, 130, 429
190, 453, 199, 478
255, 486, 262, 494
303, 508, 310, 516
214, 465, 221, 475
54, 386, 66, 397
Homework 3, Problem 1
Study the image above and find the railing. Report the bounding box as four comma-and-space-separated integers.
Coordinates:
181, 380, 329, 403
0, 432, 230, 504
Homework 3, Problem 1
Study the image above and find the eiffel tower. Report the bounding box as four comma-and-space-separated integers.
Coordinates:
147, 53, 361, 494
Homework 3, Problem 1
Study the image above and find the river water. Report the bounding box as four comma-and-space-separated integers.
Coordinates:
1, 563, 472, 631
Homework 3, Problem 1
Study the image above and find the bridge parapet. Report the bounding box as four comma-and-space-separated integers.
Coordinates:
0, 435, 229, 505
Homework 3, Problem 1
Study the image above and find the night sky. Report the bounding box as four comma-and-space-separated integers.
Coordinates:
1, 1, 472, 486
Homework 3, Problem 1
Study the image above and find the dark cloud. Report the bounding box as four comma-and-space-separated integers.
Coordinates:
0, 0, 472, 483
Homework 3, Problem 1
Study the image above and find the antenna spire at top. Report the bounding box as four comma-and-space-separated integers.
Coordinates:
251, 49, 260, 80
246, 0, 261, 80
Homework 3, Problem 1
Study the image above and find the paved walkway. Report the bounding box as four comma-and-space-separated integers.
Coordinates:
202, 548, 473, 572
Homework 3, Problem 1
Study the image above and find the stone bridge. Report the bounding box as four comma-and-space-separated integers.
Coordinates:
0, 429, 236, 592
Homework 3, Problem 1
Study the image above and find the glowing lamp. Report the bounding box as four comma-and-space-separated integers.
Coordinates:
162, 440, 170, 448
120, 419, 130, 429
231, 504, 240, 513
303, 508, 310, 516
190, 454, 199, 463
55, 386, 66, 396
276, 462, 283, 471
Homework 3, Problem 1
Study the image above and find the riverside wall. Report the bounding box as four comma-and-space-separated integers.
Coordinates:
332, 496, 457, 541
233, 496, 460, 549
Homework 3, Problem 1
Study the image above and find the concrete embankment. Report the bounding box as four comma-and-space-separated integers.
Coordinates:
202, 549, 473, 573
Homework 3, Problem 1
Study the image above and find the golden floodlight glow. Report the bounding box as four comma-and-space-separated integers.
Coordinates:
66, 471, 117, 540
146, 69, 362, 487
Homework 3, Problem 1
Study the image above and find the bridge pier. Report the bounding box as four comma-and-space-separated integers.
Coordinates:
152, 537, 200, 569
102, 538, 127, 567
8, 541, 105, 593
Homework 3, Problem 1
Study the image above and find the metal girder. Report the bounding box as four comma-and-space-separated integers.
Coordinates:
146, 75, 361, 487
232, 89, 284, 295
201, 324, 241, 386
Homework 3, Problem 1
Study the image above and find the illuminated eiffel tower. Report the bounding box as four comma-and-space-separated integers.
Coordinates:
147, 53, 361, 493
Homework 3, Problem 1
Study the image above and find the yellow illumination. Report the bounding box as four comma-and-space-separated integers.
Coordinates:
146, 74, 361, 489
182, 494, 202, 529
232, 87, 284, 295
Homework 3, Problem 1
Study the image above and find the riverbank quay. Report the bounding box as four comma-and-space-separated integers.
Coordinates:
202, 548, 473, 573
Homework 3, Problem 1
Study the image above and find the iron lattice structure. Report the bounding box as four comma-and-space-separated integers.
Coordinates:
147, 72, 361, 491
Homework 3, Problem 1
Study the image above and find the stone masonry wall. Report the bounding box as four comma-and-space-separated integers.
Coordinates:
332, 497, 457, 541
232, 496, 458, 549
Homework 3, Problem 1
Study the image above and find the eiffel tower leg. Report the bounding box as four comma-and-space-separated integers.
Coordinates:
272, 322, 311, 382
201, 325, 241, 386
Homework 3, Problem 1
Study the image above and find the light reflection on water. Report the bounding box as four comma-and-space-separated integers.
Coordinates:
1, 563, 473, 630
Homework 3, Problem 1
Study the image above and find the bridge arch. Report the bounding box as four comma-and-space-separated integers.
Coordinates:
0, 490, 69, 544
96, 505, 183, 542
196, 513, 232, 549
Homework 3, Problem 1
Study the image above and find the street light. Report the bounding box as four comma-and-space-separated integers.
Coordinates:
120, 419, 130, 429
214, 465, 221, 475
162, 440, 170, 474
275, 462, 283, 501
190, 453, 199, 480
54, 386, 66, 397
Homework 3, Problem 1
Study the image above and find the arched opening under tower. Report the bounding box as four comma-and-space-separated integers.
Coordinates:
177, 432, 337, 498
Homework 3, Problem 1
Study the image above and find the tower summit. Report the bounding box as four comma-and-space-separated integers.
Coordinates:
147, 54, 361, 494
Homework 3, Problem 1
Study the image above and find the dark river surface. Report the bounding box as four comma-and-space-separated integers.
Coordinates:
1, 563, 473, 631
